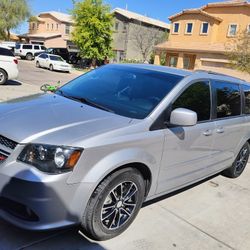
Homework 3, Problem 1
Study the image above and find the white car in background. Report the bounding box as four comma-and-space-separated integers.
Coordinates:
35, 53, 71, 73
0, 46, 19, 85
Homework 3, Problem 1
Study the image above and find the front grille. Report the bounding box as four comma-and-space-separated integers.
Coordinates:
0, 135, 17, 150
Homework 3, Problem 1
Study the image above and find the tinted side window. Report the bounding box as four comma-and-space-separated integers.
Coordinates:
172, 81, 211, 121
0, 47, 14, 57
34, 45, 39, 50
213, 81, 241, 118
39, 54, 45, 59
41, 46, 46, 50
23, 45, 32, 49
243, 85, 250, 114
15, 44, 20, 49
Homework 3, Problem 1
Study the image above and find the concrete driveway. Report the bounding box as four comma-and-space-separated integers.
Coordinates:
0, 171, 250, 250
0, 67, 250, 249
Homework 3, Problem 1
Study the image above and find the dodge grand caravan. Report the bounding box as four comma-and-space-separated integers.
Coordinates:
0, 64, 249, 241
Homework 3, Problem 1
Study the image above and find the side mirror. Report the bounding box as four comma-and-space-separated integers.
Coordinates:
170, 108, 197, 127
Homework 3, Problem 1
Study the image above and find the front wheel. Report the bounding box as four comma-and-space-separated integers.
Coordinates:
49, 64, 54, 71
222, 142, 250, 178
81, 168, 145, 241
36, 61, 40, 68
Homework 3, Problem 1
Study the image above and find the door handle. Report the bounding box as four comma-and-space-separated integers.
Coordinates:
216, 127, 224, 134
203, 129, 212, 136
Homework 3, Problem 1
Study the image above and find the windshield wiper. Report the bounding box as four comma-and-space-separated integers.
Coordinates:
56, 90, 114, 113
76, 97, 115, 113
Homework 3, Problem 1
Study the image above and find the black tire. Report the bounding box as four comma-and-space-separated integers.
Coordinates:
222, 142, 250, 178
0, 69, 7, 85
49, 64, 54, 71
36, 61, 40, 68
81, 168, 145, 241
26, 53, 33, 61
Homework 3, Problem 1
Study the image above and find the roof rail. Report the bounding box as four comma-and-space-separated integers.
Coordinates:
194, 69, 246, 82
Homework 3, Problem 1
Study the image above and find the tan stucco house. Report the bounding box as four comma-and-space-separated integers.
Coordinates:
154, 0, 250, 80
18, 11, 75, 49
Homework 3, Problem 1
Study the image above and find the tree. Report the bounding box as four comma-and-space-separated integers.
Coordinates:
0, 0, 31, 40
226, 30, 250, 74
71, 0, 114, 67
131, 24, 168, 62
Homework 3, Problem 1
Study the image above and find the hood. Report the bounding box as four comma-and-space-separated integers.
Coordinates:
0, 94, 132, 146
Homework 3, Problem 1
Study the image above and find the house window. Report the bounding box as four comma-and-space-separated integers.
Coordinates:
65, 24, 70, 35
228, 24, 238, 37
115, 22, 119, 31
32, 23, 35, 30
51, 23, 54, 30
169, 56, 178, 67
185, 23, 193, 34
56, 23, 59, 30
183, 57, 190, 69
47, 23, 49, 30
173, 23, 180, 34
200, 22, 209, 35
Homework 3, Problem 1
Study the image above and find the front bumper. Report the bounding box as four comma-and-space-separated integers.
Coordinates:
0, 160, 94, 230
53, 65, 71, 72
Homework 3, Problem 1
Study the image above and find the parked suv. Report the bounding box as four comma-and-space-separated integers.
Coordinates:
34, 47, 81, 64
0, 46, 18, 84
15, 44, 46, 60
0, 64, 249, 241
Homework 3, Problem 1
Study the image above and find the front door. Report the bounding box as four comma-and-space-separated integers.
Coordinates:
157, 81, 215, 194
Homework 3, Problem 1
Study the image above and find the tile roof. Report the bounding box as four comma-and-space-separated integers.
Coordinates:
155, 41, 228, 53
169, 9, 222, 22
19, 33, 62, 39
202, 0, 250, 9
113, 8, 170, 30
39, 11, 73, 23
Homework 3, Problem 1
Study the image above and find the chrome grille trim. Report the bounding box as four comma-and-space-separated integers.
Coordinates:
0, 135, 18, 150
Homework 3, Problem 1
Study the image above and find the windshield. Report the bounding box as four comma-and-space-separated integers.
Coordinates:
57, 65, 183, 119
49, 55, 64, 61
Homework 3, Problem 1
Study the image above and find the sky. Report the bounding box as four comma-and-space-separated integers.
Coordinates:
15, 0, 222, 34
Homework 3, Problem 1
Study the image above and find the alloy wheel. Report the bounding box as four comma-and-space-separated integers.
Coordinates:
235, 146, 249, 175
0, 72, 4, 83
101, 181, 138, 230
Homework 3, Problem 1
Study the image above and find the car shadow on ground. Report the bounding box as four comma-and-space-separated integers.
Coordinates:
3, 80, 22, 86
143, 173, 220, 208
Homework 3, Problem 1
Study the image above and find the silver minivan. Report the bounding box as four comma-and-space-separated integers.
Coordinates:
0, 64, 249, 240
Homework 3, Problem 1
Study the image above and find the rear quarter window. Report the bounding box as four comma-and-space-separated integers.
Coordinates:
22, 45, 32, 49
212, 81, 241, 118
243, 84, 250, 114
15, 44, 20, 49
0, 47, 14, 57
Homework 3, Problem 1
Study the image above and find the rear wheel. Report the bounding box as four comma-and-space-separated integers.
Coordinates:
26, 53, 33, 61
0, 69, 7, 85
222, 142, 250, 178
49, 64, 54, 71
81, 168, 145, 241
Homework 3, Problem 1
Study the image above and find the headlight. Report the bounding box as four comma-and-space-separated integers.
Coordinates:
17, 144, 83, 174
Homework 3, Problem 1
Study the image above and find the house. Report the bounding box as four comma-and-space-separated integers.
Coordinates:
19, 9, 169, 61
18, 11, 76, 50
112, 8, 170, 62
154, 0, 250, 80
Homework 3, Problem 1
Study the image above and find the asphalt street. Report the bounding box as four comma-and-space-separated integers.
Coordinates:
16, 59, 81, 87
